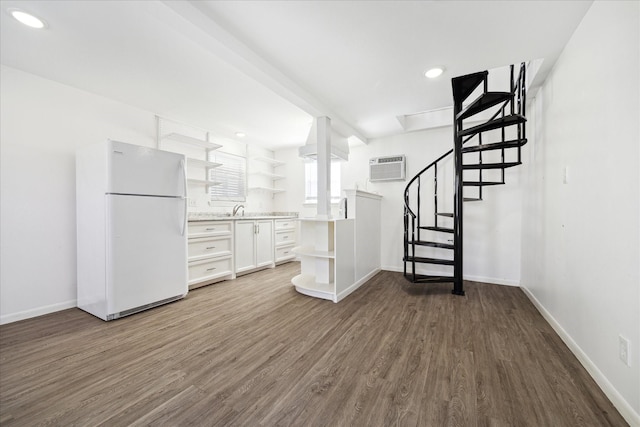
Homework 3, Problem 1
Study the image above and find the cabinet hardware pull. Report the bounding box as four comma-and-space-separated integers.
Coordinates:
206, 267, 217, 271
284, 251, 289, 254
206, 246, 216, 249
206, 228, 216, 231
283, 236, 288, 239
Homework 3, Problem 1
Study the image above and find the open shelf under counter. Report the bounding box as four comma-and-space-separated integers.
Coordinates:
291, 274, 335, 302
292, 218, 355, 303
292, 245, 335, 259
163, 132, 222, 150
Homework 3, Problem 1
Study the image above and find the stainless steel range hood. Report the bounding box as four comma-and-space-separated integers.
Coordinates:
298, 118, 349, 161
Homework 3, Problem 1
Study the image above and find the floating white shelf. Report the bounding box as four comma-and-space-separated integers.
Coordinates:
187, 158, 222, 169
292, 246, 335, 259
248, 186, 285, 194
164, 133, 222, 151
251, 156, 285, 167
291, 274, 334, 301
188, 178, 223, 187
250, 171, 285, 180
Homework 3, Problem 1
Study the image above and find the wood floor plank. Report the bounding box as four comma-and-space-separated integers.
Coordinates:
0, 263, 629, 426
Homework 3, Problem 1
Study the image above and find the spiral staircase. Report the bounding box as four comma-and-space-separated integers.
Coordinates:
403, 63, 527, 295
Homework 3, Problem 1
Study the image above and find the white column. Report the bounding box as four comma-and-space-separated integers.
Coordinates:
315, 116, 332, 219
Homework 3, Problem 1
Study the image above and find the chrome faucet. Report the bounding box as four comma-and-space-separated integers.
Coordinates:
232, 204, 245, 216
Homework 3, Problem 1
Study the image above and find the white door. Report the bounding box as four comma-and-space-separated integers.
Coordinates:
235, 221, 256, 273
256, 220, 274, 268
107, 140, 186, 197
106, 194, 187, 315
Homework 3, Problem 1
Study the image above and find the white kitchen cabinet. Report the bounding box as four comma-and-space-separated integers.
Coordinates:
235, 221, 255, 273
256, 221, 274, 267
274, 219, 297, 263
345, 189, 383, 284
187, 220, 233, 289
235, 219, 274, 275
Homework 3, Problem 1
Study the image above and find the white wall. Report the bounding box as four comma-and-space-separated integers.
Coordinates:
0, 65, 274, 324
0, 66, 156, 323
276, 124, 525, 286
520, 1, 640, 423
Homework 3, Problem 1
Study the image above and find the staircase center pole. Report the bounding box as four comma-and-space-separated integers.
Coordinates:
453, 99, 465, 296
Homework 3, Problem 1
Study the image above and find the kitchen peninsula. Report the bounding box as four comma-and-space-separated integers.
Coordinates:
292, 189, 382, 302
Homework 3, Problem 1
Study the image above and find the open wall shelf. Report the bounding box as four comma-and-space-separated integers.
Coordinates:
163, 133, 222, 151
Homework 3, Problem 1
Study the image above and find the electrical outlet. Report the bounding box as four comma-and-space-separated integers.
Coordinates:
619, 335, 630, 366
188, 198, 197, 207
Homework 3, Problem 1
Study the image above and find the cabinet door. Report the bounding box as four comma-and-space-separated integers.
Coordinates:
235, 221, 256, 273
256, 220, 274, 267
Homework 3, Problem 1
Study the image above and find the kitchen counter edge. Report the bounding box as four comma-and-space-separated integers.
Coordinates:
188, 215, 298, 222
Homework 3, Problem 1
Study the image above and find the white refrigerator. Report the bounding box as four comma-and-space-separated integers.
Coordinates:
76, 140, 188, 321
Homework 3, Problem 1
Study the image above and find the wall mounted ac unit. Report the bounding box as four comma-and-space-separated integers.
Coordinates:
369, 155, 406, 182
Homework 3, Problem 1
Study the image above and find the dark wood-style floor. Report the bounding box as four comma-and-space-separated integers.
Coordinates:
0, 262, 627, 426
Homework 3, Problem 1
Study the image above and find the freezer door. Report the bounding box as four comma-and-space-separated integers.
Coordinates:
106, 194, 187, 315
107, 140, 186, 197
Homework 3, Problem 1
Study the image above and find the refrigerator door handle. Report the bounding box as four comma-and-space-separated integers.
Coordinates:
181, 158, 187, 199
181, 196, 187, 236
181, 158, 188, 236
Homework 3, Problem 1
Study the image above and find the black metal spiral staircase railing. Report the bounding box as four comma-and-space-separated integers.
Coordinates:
403, 63, 527, 295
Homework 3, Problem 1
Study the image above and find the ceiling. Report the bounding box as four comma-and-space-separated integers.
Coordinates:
0, 1, 593, 150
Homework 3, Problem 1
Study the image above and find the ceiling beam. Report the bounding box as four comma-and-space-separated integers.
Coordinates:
158, 0, 368, 144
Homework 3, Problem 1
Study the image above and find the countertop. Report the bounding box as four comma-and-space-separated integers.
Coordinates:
188, 212, 298, 222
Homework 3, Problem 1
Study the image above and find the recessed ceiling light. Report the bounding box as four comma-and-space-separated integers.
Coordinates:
425, 67, 445, 79
235, 132, 246, 138
8, 8, 46, 29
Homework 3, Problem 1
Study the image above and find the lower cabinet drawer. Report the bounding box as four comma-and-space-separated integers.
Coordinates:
275, 230, 295, 245
188, 237, 231, 260
188, 256, 232, 284
275, 245, 295, 262
188, 221, 232, 238
275, 219, 296, 230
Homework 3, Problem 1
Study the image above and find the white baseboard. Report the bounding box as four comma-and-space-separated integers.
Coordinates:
0, 299, 77, 325
521, 286, 640, 427
336, 268, 381, 302
381, 266, 519, 287
463, 274, 519, 287
382, 265, 403, 273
